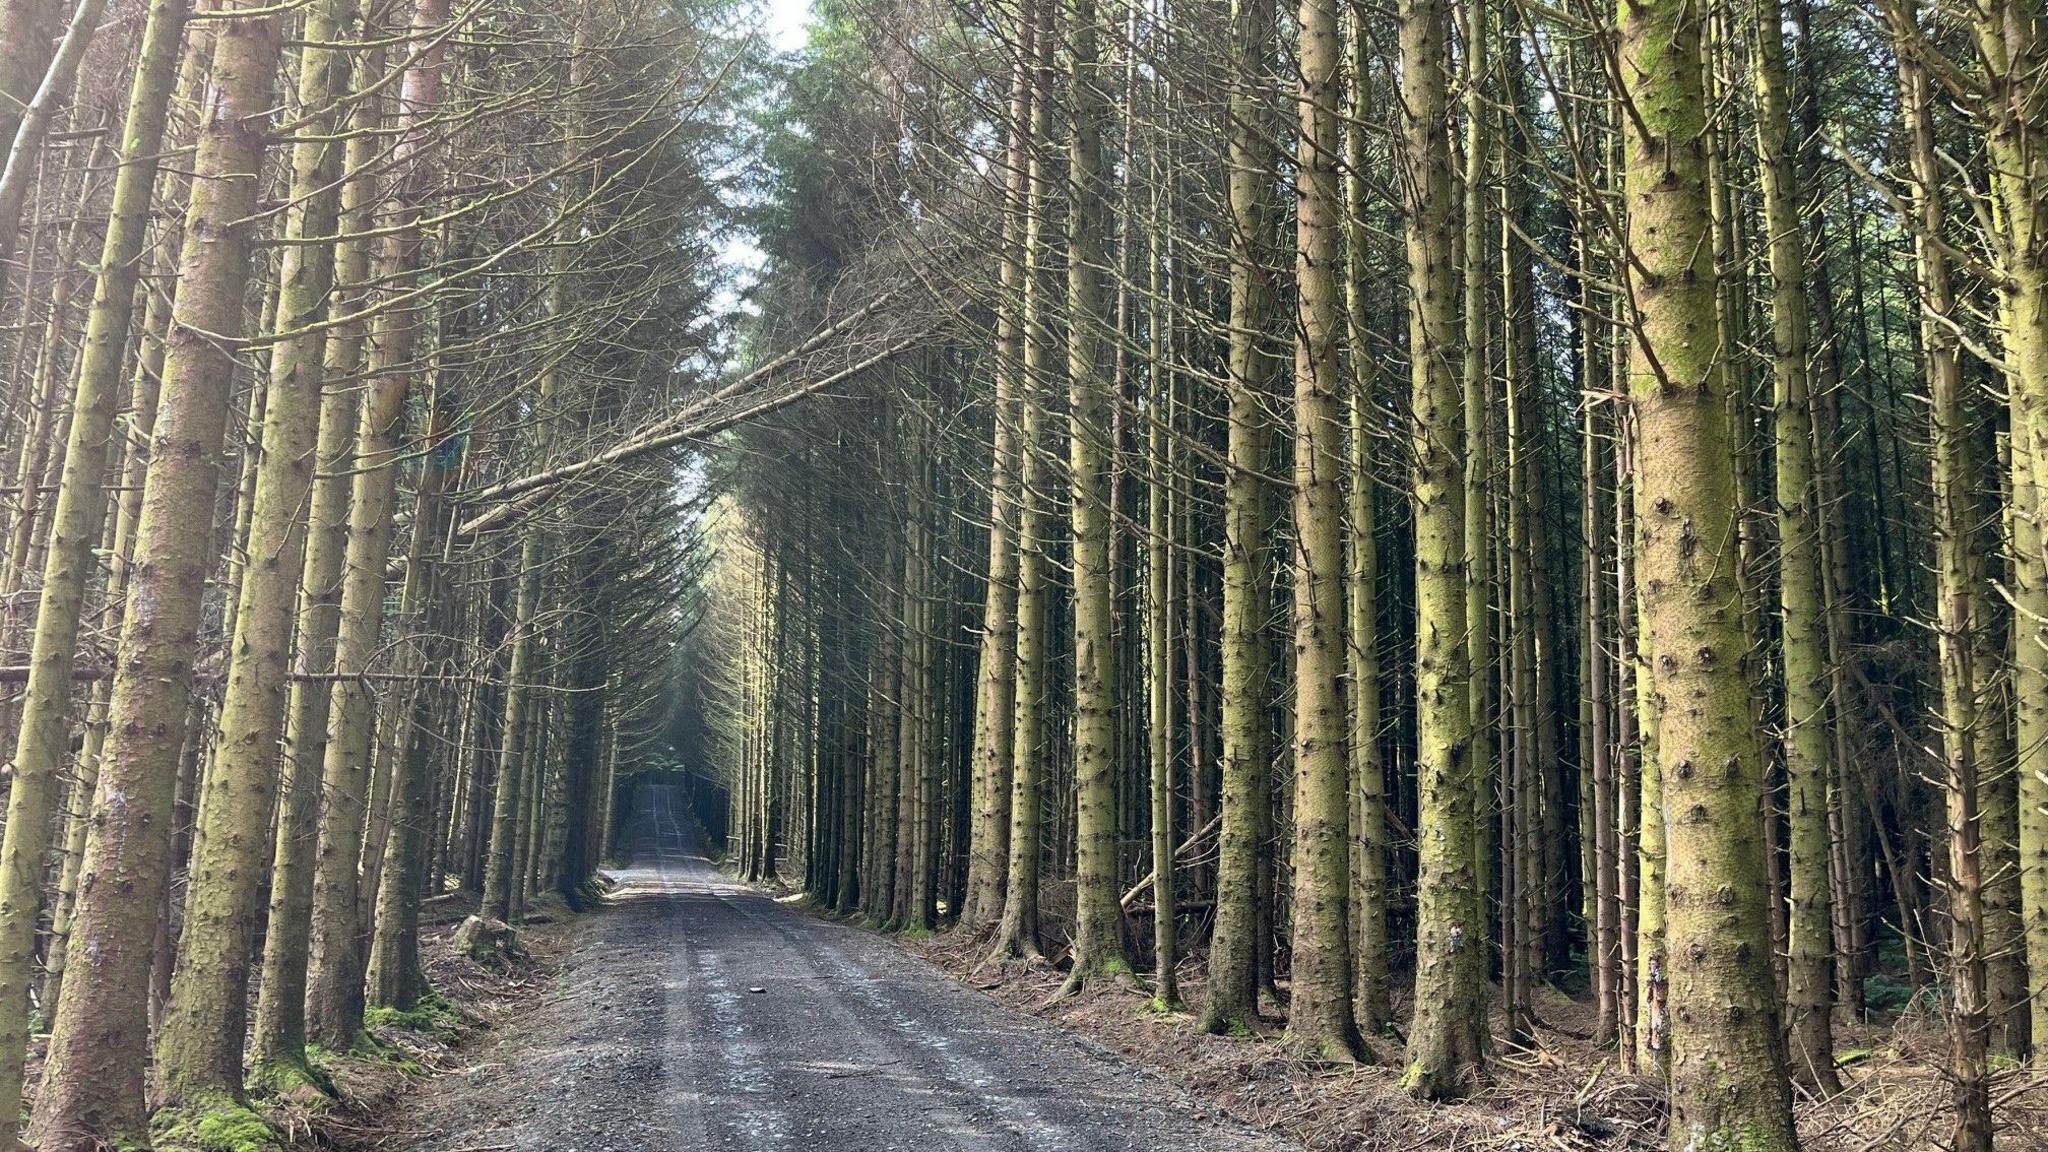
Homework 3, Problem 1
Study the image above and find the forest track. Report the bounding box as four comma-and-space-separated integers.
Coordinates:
385, 784, 1299, 1151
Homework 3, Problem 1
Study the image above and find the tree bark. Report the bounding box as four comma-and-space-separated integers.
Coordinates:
1752, 0, 1837, 1091
251, 6, 381, 1081
1398, 0, 1486, 1099
1059, 0, 1129, 994
1200, 0, 1277, 1036
1617, 0, 1797, 1140
963, 0, 1034, 930
367, 381, 462, 1008
1283, 0, 1359, 1063
0, 0, 190, 1139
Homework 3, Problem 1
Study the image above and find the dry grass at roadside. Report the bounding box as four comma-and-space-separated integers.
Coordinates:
287, 892, 577, 1150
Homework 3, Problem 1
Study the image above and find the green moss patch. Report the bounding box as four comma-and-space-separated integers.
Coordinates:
1142, 995, 1183, 1017
340, 1029, 424, 1075
151, 1095, 279, 1152
365, 988, 468, 1042
252, 1051, 337, 1103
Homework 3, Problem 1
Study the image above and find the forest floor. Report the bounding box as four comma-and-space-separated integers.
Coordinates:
899, 911, 2048, 1151
349, 785, 1295, 1151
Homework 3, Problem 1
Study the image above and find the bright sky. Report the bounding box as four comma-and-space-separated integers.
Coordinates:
712, 0, 814, 322
761, 0, 811, 54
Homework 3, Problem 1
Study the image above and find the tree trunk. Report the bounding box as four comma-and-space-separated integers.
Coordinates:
1200, 0, 1276, 1036
1283, 0, 1359, 1062
963, 0, 1034, 930
1617, 0, 1796, 1140
1398, 0, 1486, 1099
0, 0, 79, 295
1458, 0, 1495, 1000
1145, 178, 1179, 1009
1343, 0, 1389, 1041
367, 382, 462, 1008
252, 9, 380, 1081
1751, 0, 1837, 1091
1060, 0, 1129, 994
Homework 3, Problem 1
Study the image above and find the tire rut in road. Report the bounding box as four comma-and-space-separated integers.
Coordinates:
702, 887, 1039, 1150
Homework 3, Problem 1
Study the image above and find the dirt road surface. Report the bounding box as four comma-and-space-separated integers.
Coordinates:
389, 785, 1298, 1152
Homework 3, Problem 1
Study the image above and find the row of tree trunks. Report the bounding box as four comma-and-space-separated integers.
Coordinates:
0, 1, 700, 1144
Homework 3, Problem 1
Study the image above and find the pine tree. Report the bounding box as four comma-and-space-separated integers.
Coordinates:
154, 0, 364, 1101
305, 0, 454, 1049
1751, 0, 1837, 1090
1283, 0, 1360, 1063
1617, 0, 1797, 1140
1060, 0, 1131, 993
1399, 0, 1487, 1098
251, 7, 382, 1082
1202, 0, 1279, 1037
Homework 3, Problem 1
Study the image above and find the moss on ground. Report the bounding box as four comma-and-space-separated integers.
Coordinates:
343, 1028, 424, 1075
365, 988, 466, 1041
1142, 995, 1182, 1017
252, 1050, 337, 1101
151, 1094, 278, 1152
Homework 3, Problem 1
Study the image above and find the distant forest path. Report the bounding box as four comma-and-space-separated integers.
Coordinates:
389, 785, 1295, 1151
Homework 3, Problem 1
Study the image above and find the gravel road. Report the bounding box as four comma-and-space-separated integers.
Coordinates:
390, 784, 1297, 1152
